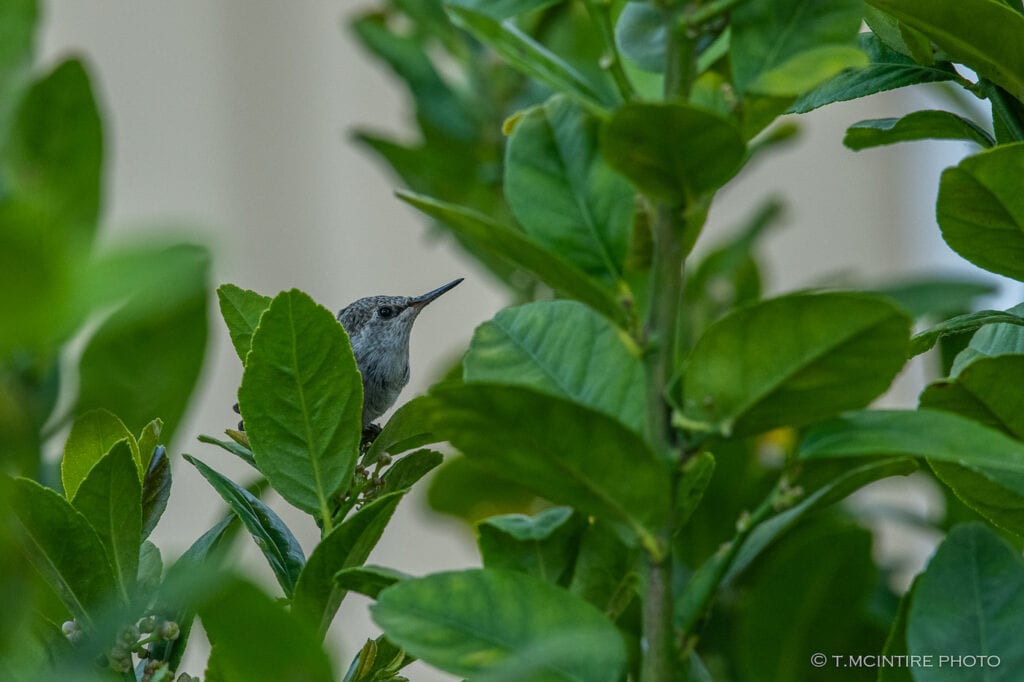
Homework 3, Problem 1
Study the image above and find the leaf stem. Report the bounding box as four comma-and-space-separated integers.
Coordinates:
581, 0, 636, 102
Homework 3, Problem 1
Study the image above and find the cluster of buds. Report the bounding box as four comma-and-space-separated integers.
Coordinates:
63, 615, 181, 676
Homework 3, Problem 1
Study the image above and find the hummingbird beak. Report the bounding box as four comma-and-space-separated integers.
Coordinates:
409, 278, 464, 310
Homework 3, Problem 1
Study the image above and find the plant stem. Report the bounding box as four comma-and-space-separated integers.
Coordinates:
582, 0, 636, 102
684, 0, 746, 27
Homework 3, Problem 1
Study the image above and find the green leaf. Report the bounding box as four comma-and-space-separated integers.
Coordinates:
477, 507, 583, 582
799, 409, 1024, 471
505, 95, 633, 281
615, 2, 666, 73
429, 384, 670, 553
907, 524, 1024, 676
4, 477, 116, 628
929, 460, 1024, 537
446, 0, 560, 20
185, 455, 306, 595
878, 578, 916, 682
137, 418, 163, 466
396, 191, 627, 326
790, 33, 958, 113
868, 0, 1024, 100
844, 110, 994, 151
1, 58, 103, 243
951, 302, 1024, 372
238, 289, 362, 522
201, 579, 334, 682
447, 6, 617, 110
61, 408, 138, 500
937, 143, 1024, 282
334, 565, 409, 600
874, 276, 997, 318
217, 283, 271, 363
427, 455, 539, 523
198, 434, 256, 468
603, 102, 746, 205
372, 569, 627, 681
921, 355, 1024, 438
731, 0, 866, 96
380, 448, 443, 495
678, 292, 911, 437
141, 445, 171, 540
291, 491, 405, 637
910, 310, 1024, 357
0, 0, 36, 136
364, 396, 439, 464
674, 452, 716, 530
463, 300, 646, 435
568, 520, 639, 617
70, 442, 141, 601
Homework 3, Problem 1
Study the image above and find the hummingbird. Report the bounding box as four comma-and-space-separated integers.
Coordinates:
337, 277, 463, 430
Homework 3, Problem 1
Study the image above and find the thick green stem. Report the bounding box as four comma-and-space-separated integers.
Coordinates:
582, 0, 636, 102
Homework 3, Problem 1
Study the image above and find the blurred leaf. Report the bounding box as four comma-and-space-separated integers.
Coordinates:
202, 579, 334, 682
342, 635, 409, 682
334, 565, 409, 600
70, 441, 141, 601
937, 143, 1024, 282
292, 491, 405, 637
874, 276, 996, 318
603, 102, 746, 205
4, 477, 116, 627
907, 524, 1024, 676
868, 0, 1024, 100
674, 452, 716, 530
909, 310, 1024, 357
844, 110, 994, 151
185, 455, 305, 595
137, 418, 162, 466
505, 95, 633, 280
677, 292, 911, 437
790, 33, 957, 113
61, 409, 139, 500
365, 396, 439, 464
1, 58, 102, 243
380, 448, 443, 494
478, 507, 584, 582
951, 302, 1024, 372
0, 0, 36, 136
863, 6, 934, 63
397, 191, 627, 326
464, 300, 646, 435
615, 2, 666, 73
446, 0, 560, 20
141, 445, 171, 539
372, 569, 627, 681
238, 289, 362, 521
429, 383, 670, 552
731, 0, 866, 97
878, 579, 916, 682
427, 454, 538, 524
216, 283, 271, 363
569, 519, 639, 617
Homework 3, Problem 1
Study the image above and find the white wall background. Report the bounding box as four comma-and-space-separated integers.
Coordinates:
38, 2, 1019, 679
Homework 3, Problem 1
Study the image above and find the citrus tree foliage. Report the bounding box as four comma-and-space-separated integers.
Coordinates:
5, 0, 1024, 680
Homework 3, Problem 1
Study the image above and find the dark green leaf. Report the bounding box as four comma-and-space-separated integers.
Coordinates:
202, 579, 334, 682
732, 0, 866, 96
197, 434, 256, 468
878, 578, 916, 682
874, 276, 996, 318
678, 292, 911, 437
844, 110, 994, 151
60, 408, 138, 500
334, 565, 409, 600
478, 507, 583, 582
603, 102, 746, 204
505, 95, 633, 280
4, 477, 116, 628
429, 384, 670, 553
674, 452, 716, 530
568, 520, 639, 617
427, 455, 538, 524
446, 0, 560, 20
238, 289, 362, 521
868, 0, 1024, 100
791, 33, 957, 113
185, 455, 305, 595
380, 449, 443, 495
372, 569, 627, 681
71, 442, 141, 601
291, 492, 405, 637
463, 300, 646, 435
615, 2, 666, 73
910, 310, 1024, 357
0, 0, 36, 136
216, 283, 271, 363
921, 356, 1024, 438
930, 460, 1024, 537
951, 302, 1024, 372
365, 396, 440, 464
141, 445, 171, 540
137, 418, 162, 467
396, 191, 627, 326
907, 523, 1024, 677
937, 143, 1024, 282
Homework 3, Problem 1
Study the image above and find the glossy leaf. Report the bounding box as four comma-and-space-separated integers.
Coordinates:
238, 289, 362, 521
731, 0, 866, 96
61, 408, 138, 500
505, 95, 632, 280
603, 102, 746, 204
334, 565, 408, 600
380, 448, 443, 495
396, 191, 627, 326
477, 507, 583, 582
292, 492, 405, 637
71, 442, 141, 600
372, 569, 627, 681
217, 283, 271, 363
615, 2, 666, 72
791, 33, 957, 113
365, 396, 439, 464
951, 302, 1024, 372
429, 383, 670, 552
907, 524, 1024, 676
909, 310, 1024, 357
463, 300, 646, 434
141, 445, 171, 539
868, 0, 1024, 100
844, 110, 994, 151
678, 292, 910, 437
937, 143, 1024, 282
185, 455, 305, 595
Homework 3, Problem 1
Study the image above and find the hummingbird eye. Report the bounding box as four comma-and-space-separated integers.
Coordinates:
377, 305, 394, 319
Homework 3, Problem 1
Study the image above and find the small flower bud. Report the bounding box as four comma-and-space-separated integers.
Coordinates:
138, 615, 157, 633
378, 453, 392, 466
160, 620, 180, 641
120, 624, 140, 644
61, 620, 78, 636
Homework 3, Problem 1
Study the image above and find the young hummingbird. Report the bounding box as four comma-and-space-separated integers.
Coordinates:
337, 277, 463, 429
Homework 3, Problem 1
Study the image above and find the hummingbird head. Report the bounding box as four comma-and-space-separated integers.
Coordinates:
337, 278, 463, 341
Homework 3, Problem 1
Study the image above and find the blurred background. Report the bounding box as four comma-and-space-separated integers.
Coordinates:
38, 1, 1022, 679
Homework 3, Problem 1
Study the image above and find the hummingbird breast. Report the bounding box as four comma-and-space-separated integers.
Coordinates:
353, 338, 412, 427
